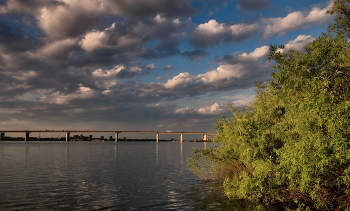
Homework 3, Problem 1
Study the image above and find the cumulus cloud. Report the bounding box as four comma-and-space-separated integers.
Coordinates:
221, 94, 256, 106
161, 34, 312, 95
92, 65, 126, 79
40, 85, 98, 105
78, 16, 190, 60
0, 0, 194, 40
80, 31, 106, 53
38, 1, 107, 40
175, 107, 193, 114
198, 46, 270, 85
163, 65, 174, 70
161, 45, 271, 96
198, 103, 224, 115
0, 0, 334, 132
80, 22, 142, 54
284, 35, 315, 51
189, 2, 332, 48
214, 46, 268, 79
190, 19, 260, 48
164, 72, 194, 89
92, 63, 156, 80
219, 45, 270, 65
261, 3, 332, 39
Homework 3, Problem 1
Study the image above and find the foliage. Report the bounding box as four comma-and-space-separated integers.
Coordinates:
327, 0, 350, 36
188, 1, 350, 209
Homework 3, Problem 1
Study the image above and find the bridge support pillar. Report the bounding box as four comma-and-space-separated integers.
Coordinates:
180, 133, 183, 142
156, 133, 159, 142
0, 133, 4, 141
25, 132, 30, 141
66, 132, 70, 142
203, 134, 208, 141
114, 133, 119, 142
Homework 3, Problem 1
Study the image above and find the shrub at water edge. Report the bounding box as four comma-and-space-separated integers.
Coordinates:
188, 1, 350, 209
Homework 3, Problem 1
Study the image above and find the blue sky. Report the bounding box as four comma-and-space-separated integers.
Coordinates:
0, 0, 334, 133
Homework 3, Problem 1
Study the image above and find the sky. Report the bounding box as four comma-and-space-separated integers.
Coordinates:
0, 0, 334, 134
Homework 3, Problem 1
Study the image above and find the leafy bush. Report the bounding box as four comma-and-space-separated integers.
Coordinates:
188, 1, 350, 209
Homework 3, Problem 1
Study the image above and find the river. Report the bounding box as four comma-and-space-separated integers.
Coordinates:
0, 141, 281, 210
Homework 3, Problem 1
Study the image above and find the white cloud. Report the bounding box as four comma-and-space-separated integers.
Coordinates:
175, 107, 193, 114
96, 78, 118, 91
199, 45, 270, 84
145, 63, 156, 70
80, 22, 143, 53
92, 65, 125, 79
101, 90, 111, 95
198, 103, 224, 114
80, 31, 105, 52
163, 65, 174, 70
41, 85, 97, 104
285, 35, 315, 51
227, 23, 260, 41
245, 45, 270, 59
190, 2, 332, 47
154, 14, 167, 24
162, 45, 271, 90
164, 72, 194, 89
190, 19, 260, 48
152, 34, 316, 94
261, 3, 332, 39
199, 64, 245, 84
0, 0, 335, 133
196, 19, 226, 37
221, 94, 256, 107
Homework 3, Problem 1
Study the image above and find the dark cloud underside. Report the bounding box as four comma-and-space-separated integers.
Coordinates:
238, 0, 271, 11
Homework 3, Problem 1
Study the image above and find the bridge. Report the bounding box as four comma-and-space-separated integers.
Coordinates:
0, 130, 217, 142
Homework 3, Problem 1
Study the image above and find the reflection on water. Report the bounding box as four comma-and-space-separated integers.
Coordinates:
188, 181, 285, 211
0, 141, 283, 210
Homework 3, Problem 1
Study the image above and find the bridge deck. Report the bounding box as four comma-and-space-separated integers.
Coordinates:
0, 130, 216, 135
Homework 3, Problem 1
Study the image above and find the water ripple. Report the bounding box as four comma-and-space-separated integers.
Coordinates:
1, 141, 265, 210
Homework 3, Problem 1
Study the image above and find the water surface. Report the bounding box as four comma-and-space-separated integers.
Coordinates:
0, 141, 279, 210
0, 141, 210, 210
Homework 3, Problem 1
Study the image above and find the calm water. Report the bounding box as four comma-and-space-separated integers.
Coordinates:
0, 141, 279, 210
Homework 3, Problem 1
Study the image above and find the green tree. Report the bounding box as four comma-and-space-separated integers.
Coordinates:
79, 134, 85, 141
189, 1, 350, 209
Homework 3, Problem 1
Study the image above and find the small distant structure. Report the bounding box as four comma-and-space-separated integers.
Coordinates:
193, 134, 211, 142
